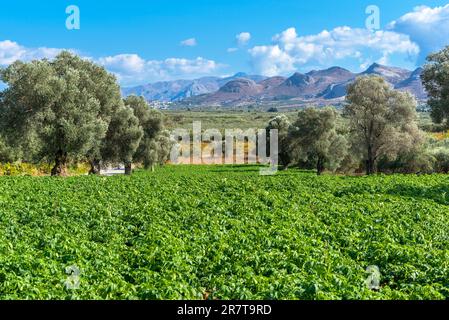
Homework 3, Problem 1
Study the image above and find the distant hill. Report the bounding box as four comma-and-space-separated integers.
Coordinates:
122, 64, 427, 108
395, 67, 427, 100
185, 78, 265, 107
266, 67, 356, 99
121, 73, 266, 102
361, 63, 411, 85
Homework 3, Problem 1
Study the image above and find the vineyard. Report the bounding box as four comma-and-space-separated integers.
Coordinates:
0, 165, 449, 299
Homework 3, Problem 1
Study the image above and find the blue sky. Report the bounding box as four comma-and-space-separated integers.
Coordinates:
1, 1, 449, 86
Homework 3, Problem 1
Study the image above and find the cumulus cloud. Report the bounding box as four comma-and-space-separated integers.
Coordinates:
98, 54, 146, 74
0, 40, 64, 65
227, 47, 238, 53
236, 32, 251, 46
180, 38, 197, 47
388, 4, 449, 63
98, 55, 222, 86
249, 4, 449, 76
0, 40, 223, 86
249, 26, 419, 76
249, 45, 295, 76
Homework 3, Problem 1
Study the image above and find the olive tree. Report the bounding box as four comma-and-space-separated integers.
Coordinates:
421, 46, 449, 127
432, 149, 449, 173
0, 135, 15, 163
145, 130, 174, 169
345, 76, 423, 175
288, 107, 347, 175
101, 105, 143, 175
124, 96, 165, 170
265, 114, 291, 168
0, 52, 122, 176
427, 138, 449, 173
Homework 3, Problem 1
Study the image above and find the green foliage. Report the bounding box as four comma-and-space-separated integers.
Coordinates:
0, 162, 89, 176
0, 52, 120, 175
101, 105, 143, 166
0, 136, 17, 163
427, 138, 449, 173
422, 46, 449, 126
124, 95, 168, 169
265, 114, 292, 167
0, 162, 52, 176
149, 129, 174, 166
0, 165, 449, 300
378, 151, 436, 174
432, 150, 449, 173
288, 107, 348, 175
164, 110, 299, 133
345, 76, 423, 175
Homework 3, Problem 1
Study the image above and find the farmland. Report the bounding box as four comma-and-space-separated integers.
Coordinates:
163, 110, 435, 131
0, 165, 449, 300
162, 110, 299, 131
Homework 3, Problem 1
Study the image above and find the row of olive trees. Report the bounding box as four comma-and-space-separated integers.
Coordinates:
268, 76, 426, 175
267, 46, 449, 176
0, 51, 171, 176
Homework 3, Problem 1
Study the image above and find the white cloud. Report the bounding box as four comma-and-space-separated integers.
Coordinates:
98, 54, 146, 74
161, 57, 219, 74
0, 40, 24, 65
388, 4, 449, 63
227, 47, 238, 53
249, 45, 295, 76
99, 55, 222, 86
236, 32, 251, 46
180, 38, 197, 47
249, 26, 419, 76
0, 40, 223, 86
0, 40, 64, 65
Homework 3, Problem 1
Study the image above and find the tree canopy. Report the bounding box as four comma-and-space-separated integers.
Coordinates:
345, 76, 423, 175
101, 105, 143, 175
0, 51, 122, 176
289, 107, 347, 175
422, 46, 449, 127
124, 95, 166, 170
265, 115, 291, 168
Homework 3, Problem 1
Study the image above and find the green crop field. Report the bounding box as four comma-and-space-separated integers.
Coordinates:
1, 165, 449, 300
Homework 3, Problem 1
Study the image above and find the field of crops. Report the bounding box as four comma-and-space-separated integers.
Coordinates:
0, 165, 449, 300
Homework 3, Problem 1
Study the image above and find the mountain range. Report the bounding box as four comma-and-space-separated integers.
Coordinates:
122, 63, 427, 108
121, 72, 266, 103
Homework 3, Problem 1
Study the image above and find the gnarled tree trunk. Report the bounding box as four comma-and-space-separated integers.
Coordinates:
317, 157, 325, 176
124, 162, 132, 175
51, 149, 68, 177
366, 145, 376, 175
366, 159, 375, 175
89, 159, 101, 175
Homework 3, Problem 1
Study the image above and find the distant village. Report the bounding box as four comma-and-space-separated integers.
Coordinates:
148, 100, 174, 110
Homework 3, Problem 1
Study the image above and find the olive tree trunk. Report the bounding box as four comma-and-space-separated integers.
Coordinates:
51, 150, 68, 177
124, 162, 132, 175
317, 157, 325, 176
89, 159, 101, 175
366, 145, 376, 175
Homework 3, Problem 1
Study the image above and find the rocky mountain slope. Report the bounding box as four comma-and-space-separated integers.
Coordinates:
122, 64, 427, 107
121, 73, 266, 102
